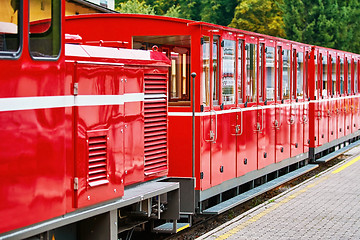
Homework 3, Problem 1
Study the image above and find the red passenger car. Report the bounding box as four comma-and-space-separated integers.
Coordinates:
65, 13, 360, 213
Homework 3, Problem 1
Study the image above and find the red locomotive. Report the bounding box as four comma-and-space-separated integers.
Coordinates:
1, 1, 360, 239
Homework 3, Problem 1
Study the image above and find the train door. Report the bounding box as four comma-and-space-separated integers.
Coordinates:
290, 46, 305, 157
303, 50, 310, 153
338, 56, 345, 138
318, 51, 329, 146
345, 57, 352, 136
217, 37, 237, 184
275, 44, 291, 163
329, 54, 337, 142
257, 40, 276, 169
236, 37, 258, 176
201, 35, 213, 190
353, 59, 359, 132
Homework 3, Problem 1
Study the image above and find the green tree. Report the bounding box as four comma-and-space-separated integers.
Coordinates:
229, 0, 286, 37
115, 0, 155, 14
200, 0, 238, 26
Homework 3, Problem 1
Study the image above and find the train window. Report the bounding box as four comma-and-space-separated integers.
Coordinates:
347, 59, 351, 94
315, 54, 319, 97
331, 57, 336, 95
222, 39, 236, 105
277, 47, 281, 100
355, 61, 358, 93
0, 0, 21, 56
170, 51, 190, 103
296, 52, 304, 98
213, 36, 220, 105
340, 58, 344, 94
29, 0, 61, 59
304, 51, 309, 99
266, 47, 275, 101
246, 43, 257, 102
202, 36, 210, 106
322, 55, 328, 97
259, 43, 264, 101
238, 40, 243, 103
282, 49, 290, 100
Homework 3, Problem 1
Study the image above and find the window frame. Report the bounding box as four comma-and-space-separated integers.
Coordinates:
28, 0, 62, 61
0, 0, 23, 59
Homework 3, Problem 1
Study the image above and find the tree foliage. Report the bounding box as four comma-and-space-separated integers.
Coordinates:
229, 0, 285, 38
115, 0, 155, 14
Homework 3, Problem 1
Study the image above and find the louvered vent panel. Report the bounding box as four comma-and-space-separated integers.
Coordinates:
88, 135, 109, 187
144, 73, 168, 176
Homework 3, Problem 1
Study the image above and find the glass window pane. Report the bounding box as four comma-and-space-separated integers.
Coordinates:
213, 37, 219, 104
266, 47, 275, 101
246, 43, 257, 102
29, 0, 61, 58
277, 47, 281, 100
259, 44, 264, 101
322, 55, 328, 97
315, 55, 318, 97
222, 39, 236, 105
202, 36, 210, 106
355, 61, 358, 94
238, 40, 243, 103
297, 52, 304, 98
283, 49, 290, 99
0, 0, 20, 54
340, 58, 344, 94
331, 57, 336, 95
348, 60, 351, 94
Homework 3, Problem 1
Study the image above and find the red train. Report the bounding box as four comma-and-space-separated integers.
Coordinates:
1, 1, 360, 239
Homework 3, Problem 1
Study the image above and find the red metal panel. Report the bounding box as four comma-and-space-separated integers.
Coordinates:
344, 97, 352, 136
200, 114, 212, 190
75, 64, 124, 209
221, 111, 237, 183
258, 105, 276, 169
328, 98, 337, 142
275, 102, 291, 163
337, 99, 345, 138
303, 103, 310, 152
237, 107, 257, 176
210, 112, 223, 187
124, 68, 145, 185
317, 99, 329, 146
290, 101, 304, 157
352, 96, 360, 132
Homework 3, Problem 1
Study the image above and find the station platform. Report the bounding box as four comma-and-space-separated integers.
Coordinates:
197, 146, 360, 240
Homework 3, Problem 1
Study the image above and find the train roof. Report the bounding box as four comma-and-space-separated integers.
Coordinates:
65, 13, 360, 58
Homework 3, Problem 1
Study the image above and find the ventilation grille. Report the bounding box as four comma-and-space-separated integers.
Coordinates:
144, 73, 168, 176
88, 135, 109, 187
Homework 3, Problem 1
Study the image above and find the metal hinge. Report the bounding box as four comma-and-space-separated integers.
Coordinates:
200, 172, 204, 179
74, 177, 79, 190
73, 83, 78, 96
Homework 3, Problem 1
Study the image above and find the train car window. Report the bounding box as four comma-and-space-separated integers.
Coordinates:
296, 52, 304, 98
282, 49, 290, 100
355, 60, 358, 93
222, 39, 236, 105
331, 57, 336, 95
29, 0, 61, 59
322, 55, 328, 97
277, 47, 281, 100
238, 40, 243, 103
304, 51, 309, 99
0, 0, 21, 56
315, 54, 319, 97
213, 36, 220, 105
347, 59, 351, 94
246, 43, 257, 102
340, 58, 344, 94
266, 46, 275, 101
202, 36, 210, 106
259, 43, 264, 101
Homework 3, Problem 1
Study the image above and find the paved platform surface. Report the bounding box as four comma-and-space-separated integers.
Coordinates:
197, 146, 360, 240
